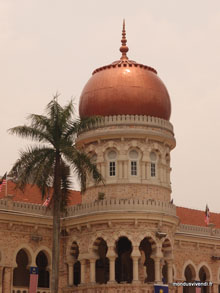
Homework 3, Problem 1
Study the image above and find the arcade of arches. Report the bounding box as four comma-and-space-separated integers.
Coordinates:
67, 235, 173, 286
12, 249, 49, 289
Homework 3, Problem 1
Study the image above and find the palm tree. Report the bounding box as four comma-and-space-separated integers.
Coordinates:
8, 96, 103, 293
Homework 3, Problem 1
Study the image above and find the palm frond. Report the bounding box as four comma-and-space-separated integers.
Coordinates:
64, 116, 103, 139
8, 126, 53, 144
10, 146, 55, 194
62, 146, 103, 193
60, 161, 71, 211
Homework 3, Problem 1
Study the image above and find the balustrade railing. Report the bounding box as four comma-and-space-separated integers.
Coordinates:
0, 198, 52, 216
0, 197, 176, 217
65, 198, 176, 217
82, 114, 174, 133
178, 223, 220, 237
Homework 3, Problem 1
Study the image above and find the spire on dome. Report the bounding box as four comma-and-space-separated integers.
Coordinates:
120, 19, 129, 60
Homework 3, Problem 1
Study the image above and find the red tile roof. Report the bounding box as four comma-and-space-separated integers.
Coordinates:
176, 206, 220, 229
0, 180, 82, 206
1, 181, 220, 228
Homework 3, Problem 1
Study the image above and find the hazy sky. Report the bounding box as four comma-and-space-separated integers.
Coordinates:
1, 0, 220, 212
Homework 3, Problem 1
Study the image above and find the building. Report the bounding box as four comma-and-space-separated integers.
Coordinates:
1, 22, 220, 293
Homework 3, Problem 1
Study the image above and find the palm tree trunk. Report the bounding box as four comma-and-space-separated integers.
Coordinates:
51, 152, 61, 293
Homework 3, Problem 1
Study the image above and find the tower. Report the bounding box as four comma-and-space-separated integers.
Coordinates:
78, 20, 176, 203
65, 21, 179, 290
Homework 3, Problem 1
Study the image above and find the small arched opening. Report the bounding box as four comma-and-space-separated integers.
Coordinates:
13, 249, 30, 287
139, 237, 155, 283
162, 238, 172, 284
162, 260, 168, 284
94, 238, 109, 284
183, 264, 196, 293
199, 266, 210, 293
115, 236, 133, 283
36, 251, 49, 288
70, 241, 81, 286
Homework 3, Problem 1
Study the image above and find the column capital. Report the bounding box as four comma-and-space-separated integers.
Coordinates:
67, 259, 77, 265
89, 258, 97, 263
131, 246, 141, 258
152, 256, 162, 262
79, 258, 86, 265
106, 247, 117, 259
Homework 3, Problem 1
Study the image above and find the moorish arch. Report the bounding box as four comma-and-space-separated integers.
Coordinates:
125, 140, 145, 154
12, 244, 33, 268
182, 260, 197, 281
162, 237, 173, 257
36, 251, 50, 288
161, 237, 173, 283
92, 237, 109, 284
13, 248, 31, 287
115, 236, 133, 283
139, 236, 157, 283
183, 262, 197, 293
70, 241, 81, 286
33, 246, 52, 267
198, 262, 212, 282
149, 141, 164, 154
103, 140, 121, 153
88, 232, 110, 252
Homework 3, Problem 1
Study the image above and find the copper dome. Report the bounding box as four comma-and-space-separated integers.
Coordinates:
79, 21, 171, 121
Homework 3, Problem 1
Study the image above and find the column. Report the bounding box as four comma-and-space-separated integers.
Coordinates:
107, 247, 116, 283
131, 246, 141, 283
154, 257, 162, 283
108, 256, 116, 283
167, 261, 173, 284
80, 259, 86, 285
132, 256, 140, 283
124, 161, 128, 179
101, 162, 105, 178
119, 161, 123, 179
89, 258, 96, 283
68, 262, 74, 286
146, 162, 151, 180
2, 267, 12, 293
141, 162, 146, 180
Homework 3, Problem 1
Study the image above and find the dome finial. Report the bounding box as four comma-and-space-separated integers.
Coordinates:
120, 19, 129, 60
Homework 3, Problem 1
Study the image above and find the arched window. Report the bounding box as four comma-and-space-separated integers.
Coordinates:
107, 150, 117, 177
129, 150, 139, 176
150, 151, 157, 177
36, 251, 49, 288
13, 249, 30, 287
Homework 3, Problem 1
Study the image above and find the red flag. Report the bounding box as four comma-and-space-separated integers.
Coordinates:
29, 267, 38, 293
0, 173, 7, 193
43, 196, 51, 207
205, 204, 210, 225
